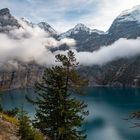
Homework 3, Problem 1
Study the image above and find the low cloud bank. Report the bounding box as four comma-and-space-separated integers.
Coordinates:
0, 19, 140, 68
74, 38, 140, 66
0, 19, 75, 67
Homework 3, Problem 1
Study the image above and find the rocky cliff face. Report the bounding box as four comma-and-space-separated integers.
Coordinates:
0, 63, 44, 90
0, 8, 51, 91
79, 56, 140, 87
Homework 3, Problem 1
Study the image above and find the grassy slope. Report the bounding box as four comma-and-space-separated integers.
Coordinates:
0, 113, 19, 140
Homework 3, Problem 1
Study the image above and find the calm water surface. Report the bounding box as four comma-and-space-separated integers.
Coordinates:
1, 87, 140, 140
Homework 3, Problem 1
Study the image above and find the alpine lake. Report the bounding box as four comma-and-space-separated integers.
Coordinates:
1, 87, 140, 140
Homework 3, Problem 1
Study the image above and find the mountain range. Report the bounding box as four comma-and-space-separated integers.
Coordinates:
0, 6, 140, 89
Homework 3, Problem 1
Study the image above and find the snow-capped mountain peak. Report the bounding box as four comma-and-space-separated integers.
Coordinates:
59, 23, 105, 39
38, 22, 57, 35
59, 23, 91, 39
0, 8, 10, 16
116, 5, 140, 23
0, 8, 20, 32
73, 23, 90, 32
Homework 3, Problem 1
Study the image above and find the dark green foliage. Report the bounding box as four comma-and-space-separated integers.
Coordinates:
0, 104, 2, 112
0, 97, 3, 112
17, 109, 44, 140
5, 107, 19, 117
32, 50, 88, 140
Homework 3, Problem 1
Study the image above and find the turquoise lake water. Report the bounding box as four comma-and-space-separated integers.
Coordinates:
1, 87, 140, 140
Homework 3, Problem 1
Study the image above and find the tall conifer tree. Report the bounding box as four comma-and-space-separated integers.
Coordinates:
32, 51, 88, 140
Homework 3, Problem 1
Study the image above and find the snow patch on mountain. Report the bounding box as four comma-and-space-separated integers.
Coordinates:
38, 22, 57, 35
91, 29, 105, 34
59, 23, 104, 39
116, 5, 140, 23
59, 23, 90, 39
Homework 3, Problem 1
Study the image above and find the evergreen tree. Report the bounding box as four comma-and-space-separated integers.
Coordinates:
32, 50, 88, 140
0, 97, 3, 112
17, 109, 44, 140
0, 103, 2, 112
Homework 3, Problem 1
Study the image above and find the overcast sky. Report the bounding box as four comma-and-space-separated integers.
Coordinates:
0, 0, 140, 33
